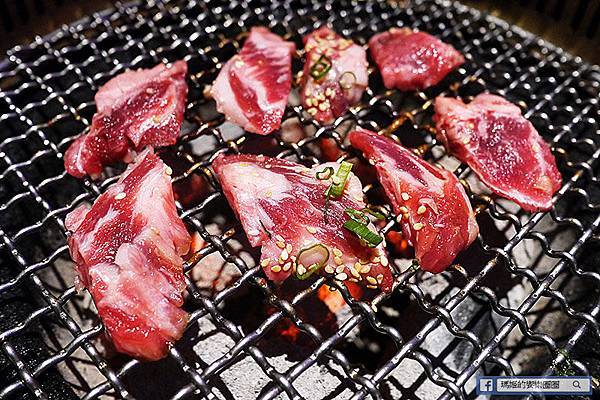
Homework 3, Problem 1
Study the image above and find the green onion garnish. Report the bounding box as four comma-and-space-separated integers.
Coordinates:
310, 54, 332, 81
316, 166, 334, 180
339, 71, 357, 90
343, 218, 383, 247
361, 207, 386, 220
345, 208, 370, 225
343, 208, 385, 247
326, 161, 353, 199
295, 243, 329, 280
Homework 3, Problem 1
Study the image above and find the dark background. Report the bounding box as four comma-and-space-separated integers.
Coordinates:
0, 0, 599, 64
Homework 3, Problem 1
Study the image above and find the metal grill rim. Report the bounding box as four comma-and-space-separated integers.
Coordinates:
0, 0, 598, 399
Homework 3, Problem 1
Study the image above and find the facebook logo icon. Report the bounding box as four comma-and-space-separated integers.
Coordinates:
478, 378, 494, 394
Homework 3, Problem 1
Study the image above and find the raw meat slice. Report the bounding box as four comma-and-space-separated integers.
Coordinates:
212, 154, 393, 292
65, 149, 191, 360
349, 128, 478, 273
65, 61, 188, 178
368, 28, 464, 91
301, 27, 368, 123
434, 93, 562, 212
211, 27, 296, 135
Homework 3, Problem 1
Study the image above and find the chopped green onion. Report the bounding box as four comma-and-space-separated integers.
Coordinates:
310, 54, 332, 80
338, 71, 357, 90
344, 208, 369, 225
343, 219, 383, 247
326, 161, 353, 198
295, 243, 329, 280
361, 207, 386, 220
316, 166, 334, 180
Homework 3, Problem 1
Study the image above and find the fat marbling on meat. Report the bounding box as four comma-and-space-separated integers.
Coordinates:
211, 27, 296, 135
349, 128, 478, 273
212, 154, 393, 292
65, 61, 188, 178
434, 93, 562, 212
368, 28, 464, 91
301, 27, 368, 123
65, 149, 191, 360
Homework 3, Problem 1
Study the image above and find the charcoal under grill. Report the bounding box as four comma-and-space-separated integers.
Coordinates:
0, 0, 599, 399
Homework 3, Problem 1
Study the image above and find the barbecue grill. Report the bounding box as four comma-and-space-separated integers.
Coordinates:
0, 0, 599, 399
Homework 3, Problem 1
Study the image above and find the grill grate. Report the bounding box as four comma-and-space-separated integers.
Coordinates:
0, 0, 600, 399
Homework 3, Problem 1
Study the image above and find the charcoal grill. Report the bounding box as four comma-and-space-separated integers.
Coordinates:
1, 0, 600, 399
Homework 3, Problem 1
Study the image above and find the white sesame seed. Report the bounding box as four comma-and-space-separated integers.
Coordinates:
367, 284, 378, 289
297, 264, 307, 275
381, 256, 389, 267
275, 234, 284, 242
371, 256, 380, 263
417, 205, 427, 215
334, 256, 343, 265
286, 243, 292, 253
324, 265, 335, 274
271, 265, 282, 273
332, 176, 341, 184
164, 166, 173, 176
318, 102, 329, 112
283, 262, 292, 271
280, 249, 289, 261
307, 107, 318, 115
401, 192, 410, 201
399, 206, 408, 213
335, 272, 348, 281
260, 258, 271, 267
377, 274, 384, 284
335, 265, 345, 274
366, 276, 377, 285
276, 241, 285, 249
114, 192, 126, 200
307, 226, 317, 234
333, 248, 343, 257
396, 214, 403, 222
350, 267, 360, 278
361, 265, 371, 274
349, 278, 359, 283
413, 222, 424, 231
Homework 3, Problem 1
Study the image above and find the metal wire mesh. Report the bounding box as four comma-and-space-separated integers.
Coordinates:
0, 0, 599, 399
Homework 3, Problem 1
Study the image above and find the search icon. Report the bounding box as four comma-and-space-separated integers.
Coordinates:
573, 380, 581, 389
